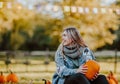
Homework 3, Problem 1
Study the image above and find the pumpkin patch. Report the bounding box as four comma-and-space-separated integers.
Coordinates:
84, 60, 100, 80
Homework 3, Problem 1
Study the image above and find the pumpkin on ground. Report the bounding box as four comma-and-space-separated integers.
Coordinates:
46, 80, 51, 84
6, 70, 18, 83
42, 79, 52, 84
83, 60, 100, 80
0, 72, 6, 83
106, 71, 118, 84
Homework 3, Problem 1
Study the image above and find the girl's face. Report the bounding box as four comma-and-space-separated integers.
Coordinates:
62, 31, 72, 46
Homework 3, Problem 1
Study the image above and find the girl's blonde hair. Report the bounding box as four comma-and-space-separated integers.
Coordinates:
59, 27, 87, 58
62, 27, 87, 47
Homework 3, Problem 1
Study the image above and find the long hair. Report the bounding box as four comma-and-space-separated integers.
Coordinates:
62, 27, 87, 47
59, 27, 87, 58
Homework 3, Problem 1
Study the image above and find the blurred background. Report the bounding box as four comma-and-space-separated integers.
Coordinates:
0, 0, 120, 84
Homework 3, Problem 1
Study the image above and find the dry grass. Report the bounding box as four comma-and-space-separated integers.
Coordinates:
0, 60, 120, 84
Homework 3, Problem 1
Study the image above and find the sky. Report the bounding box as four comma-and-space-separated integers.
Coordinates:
15, 0, 117, 18
17, 0, 117, 7
101, 0, 116, 6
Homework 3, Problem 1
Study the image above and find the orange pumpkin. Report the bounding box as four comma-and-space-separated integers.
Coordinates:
42, 79, 52, 84
0, 72, 6, 83
84, 60, 100, 80
107, 78, 116, 84
106, 71, 118, 84
6, 70, 18, 83
46, 80, 52, 84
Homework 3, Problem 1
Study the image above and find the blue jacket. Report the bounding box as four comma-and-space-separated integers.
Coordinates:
52, 47, 95, 84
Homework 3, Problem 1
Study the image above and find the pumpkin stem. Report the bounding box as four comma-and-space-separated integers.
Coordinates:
0, 71, 3, 75
42, 79, 47, 84
109, 71, 113, 76
9, 69, 13, 74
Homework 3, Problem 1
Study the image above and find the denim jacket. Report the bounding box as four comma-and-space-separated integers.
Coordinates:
52, 47, 95, 84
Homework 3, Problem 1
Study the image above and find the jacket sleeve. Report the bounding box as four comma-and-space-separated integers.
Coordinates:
55, 50, 77, 78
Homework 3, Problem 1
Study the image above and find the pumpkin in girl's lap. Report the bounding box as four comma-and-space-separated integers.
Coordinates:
84, 60, 100, 80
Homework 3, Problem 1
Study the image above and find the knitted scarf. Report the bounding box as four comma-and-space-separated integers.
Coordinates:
63, 44, 83, 59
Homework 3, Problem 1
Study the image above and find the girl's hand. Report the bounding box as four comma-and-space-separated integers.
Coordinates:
90, 72, 99, 81
77, 65, 88, 74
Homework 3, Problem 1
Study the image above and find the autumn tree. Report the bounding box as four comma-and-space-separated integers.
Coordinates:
102, 0, 120, 50
0, 1, 35, 50
57, 0, 119, 50
0, 0, 119, 51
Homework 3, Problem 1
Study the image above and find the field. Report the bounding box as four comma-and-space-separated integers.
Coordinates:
0, 55, 120, 84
